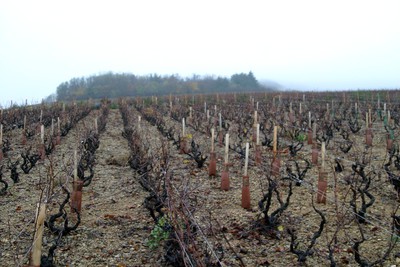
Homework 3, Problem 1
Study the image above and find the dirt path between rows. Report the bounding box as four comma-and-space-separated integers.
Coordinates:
55, 109, 156, 266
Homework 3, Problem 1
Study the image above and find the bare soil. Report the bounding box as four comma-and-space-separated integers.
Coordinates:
1, 108, 400, 267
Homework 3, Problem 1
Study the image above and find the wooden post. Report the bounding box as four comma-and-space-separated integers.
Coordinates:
28, 203, 47, 267
317, 142, 327, 204
244, 142, 249, 176
256, 124, 260, 146
182, 118, 186, 137
211, 128, 214, 153
312, 123, 317, 140
221, 134, 230, 190
94, 117, 98, 134
273, 126, 278, 157
255, 124, 261, 165
242, 143, 251, 209
51, 119, 54, 137
224, 134, 229, 164
218, 113, 222, 131
368, 108, 372, 127
40, 125, 44, 144
272, 125, 279, 175
38, 125, 45, 160
74, 150, 78, 180
321, 142, 325, 169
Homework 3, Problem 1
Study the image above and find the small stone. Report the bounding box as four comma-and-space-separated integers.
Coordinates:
239, 248, 248, 254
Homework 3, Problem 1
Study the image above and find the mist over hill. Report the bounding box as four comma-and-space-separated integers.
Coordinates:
54, 72, 278, 101
259, 79, 284, 91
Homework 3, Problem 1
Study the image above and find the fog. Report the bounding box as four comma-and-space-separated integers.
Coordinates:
1, 0, 399, 106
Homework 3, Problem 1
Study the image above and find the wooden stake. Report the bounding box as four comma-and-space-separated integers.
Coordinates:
29, 203, 46, 267
368, 108, 372, 126
312, 123, 317, 140
273, 126, 278, 156
0, 124, 2, 146
211, 128, 214, 152
224, 134, 229, 164
256, 123, 260, 145
321, 142, 326, 169
182, 118, 186, 137
94, 117, 98, 134
74, 150, 78, 180
40, 125, 44, 144
244, 142, 249, 176
51, 119, 54, 136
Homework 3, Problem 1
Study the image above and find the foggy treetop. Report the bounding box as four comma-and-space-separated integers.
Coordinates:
56, 72, 272, 101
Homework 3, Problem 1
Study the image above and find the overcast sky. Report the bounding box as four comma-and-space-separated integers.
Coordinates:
1, 0, 399, 106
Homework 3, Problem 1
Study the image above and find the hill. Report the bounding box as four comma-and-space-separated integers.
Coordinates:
55, 72, 277, 101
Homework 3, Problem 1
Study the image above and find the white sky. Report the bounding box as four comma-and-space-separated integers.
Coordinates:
1, 0, 399, 106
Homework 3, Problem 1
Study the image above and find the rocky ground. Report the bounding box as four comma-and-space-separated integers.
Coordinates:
1, 108, 400, 266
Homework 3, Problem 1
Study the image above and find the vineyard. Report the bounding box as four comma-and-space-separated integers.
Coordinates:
1, 91, 400, 266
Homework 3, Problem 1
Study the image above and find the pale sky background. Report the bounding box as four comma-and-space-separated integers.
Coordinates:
1, 0, 399, 106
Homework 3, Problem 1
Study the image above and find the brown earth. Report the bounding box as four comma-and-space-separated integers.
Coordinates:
1, 108, 400, 267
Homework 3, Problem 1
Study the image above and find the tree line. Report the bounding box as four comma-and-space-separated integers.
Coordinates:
56, 72, 273, 101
